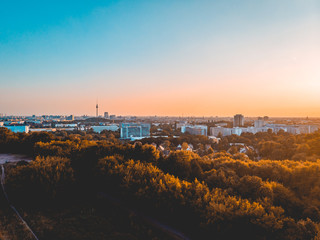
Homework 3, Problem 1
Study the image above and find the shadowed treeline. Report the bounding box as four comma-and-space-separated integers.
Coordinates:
1, 127, 320, 239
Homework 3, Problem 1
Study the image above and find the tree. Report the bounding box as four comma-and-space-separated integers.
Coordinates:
181, 142, 189, 151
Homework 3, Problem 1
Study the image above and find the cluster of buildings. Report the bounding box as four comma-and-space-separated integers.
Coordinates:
180, 114, 319, 137
210, 115, 318, 136
1, 111, 319, 140
210, 124, 318, 136
0, 114, 151, 140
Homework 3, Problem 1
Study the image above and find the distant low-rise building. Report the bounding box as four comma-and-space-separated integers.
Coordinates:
286, 125, 318, 134
120, 123, 151, 139
66, 115, 74, 121
210, 124, 318, 137
55, 123, 77, 128
254, 119, 265, 128
29, 128, 56, 132
215, 122, 228, 127
91, 124, 119, 133
181, 125, 207, 136
2, 125, 29, 133
210, 127, 232, 136
176, 121, 188, 129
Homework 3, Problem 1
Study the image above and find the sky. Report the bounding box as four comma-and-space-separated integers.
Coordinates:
0, 0, 319, 117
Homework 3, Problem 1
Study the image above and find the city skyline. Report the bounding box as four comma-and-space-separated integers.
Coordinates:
1, 0, 320, 117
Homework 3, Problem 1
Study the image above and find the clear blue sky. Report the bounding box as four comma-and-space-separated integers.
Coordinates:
0, 0, 319, 116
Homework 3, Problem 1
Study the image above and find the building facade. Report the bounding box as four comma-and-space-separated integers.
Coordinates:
234, 114, 244, 127
66, 115, 74, 121
254, 119, 265, 128
91, 124, 119, 133
120, 123, 151, 139
210, 124, 318, 137
2, 125, 30, 133
181, 125, 207, 136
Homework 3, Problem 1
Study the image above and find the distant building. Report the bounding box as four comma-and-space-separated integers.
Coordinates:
215, 122, 228, 127
264, 124, 287, 133
110, 115, 116, 120
231, 127, 243, 135
66, 115, 74, 121
210, 126, 224, 136
210, 124, 318, 137
286, 125, 318, 134
2, 125, 29, 133
254, 119, 265, 128
181, 125, 207, 136
55, 123, 77, 128
120, 123, 151, 139
104, 112, 109, 119
29, 128, 56, 132
91, 124, 119, 133
176, 121, 188, 129
234, 114, 244, 127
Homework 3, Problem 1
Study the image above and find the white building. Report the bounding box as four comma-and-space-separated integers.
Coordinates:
55, 123, 77, 128
2, 125, 30, 133
210, 124, 318, 137
181, 125, 207, 136
29, 128, 56, 132
254, 120, 265, 128
120, 123, 151, 139
231, 127, 243, 135
91, 124, 119, 133
176, 121, 188, 129
286, 125, 318, 134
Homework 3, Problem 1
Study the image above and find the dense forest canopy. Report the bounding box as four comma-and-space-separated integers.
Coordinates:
1, 127, 320, 239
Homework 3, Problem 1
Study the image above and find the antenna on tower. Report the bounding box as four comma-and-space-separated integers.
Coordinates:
96, 99, 99, 118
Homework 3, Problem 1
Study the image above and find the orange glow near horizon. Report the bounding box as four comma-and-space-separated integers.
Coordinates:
0, 1, 319, 117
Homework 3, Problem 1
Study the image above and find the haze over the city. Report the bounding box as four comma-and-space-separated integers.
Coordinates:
0, 0, 319, 117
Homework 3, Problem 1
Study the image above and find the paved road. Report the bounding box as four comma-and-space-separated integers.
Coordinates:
1, 164, 39, 240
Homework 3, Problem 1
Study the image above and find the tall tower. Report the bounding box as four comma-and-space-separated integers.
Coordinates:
233, 114, 244, 127
96, 102, 99, 117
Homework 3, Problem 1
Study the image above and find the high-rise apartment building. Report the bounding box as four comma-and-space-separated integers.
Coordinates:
233, 114, 244, 127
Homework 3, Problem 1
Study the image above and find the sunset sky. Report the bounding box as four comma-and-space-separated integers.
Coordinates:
0, 0, 319, 117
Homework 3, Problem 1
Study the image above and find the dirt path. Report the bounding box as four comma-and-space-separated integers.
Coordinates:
0, 165, 39, 240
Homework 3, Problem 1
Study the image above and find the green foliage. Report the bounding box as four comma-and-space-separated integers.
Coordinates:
6, 156, 75, 204
217, 131, 320, 160
95, 158, 319, 239
2, 129, 320, 239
